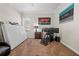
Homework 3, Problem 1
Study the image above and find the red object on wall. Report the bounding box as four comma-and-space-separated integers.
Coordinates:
38, 17, 51, 25
40, 18, 49, 22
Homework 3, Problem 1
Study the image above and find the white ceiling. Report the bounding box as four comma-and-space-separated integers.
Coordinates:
8, 3, 60, 14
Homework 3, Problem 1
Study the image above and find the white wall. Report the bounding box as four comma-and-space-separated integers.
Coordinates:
22, 13, 56, 38
55, 3, 79, 54
0, 4, 21, 25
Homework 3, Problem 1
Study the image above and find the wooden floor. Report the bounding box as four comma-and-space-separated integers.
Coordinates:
9, 39, 78, 56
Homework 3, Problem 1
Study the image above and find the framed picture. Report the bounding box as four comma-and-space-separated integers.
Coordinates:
38, 17, 51, 25
59, 3, 74, 23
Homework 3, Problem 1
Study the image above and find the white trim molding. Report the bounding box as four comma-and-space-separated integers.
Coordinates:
61, 41, 79, 55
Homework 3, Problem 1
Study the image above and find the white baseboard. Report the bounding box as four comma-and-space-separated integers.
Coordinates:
61, 41, 79, 55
